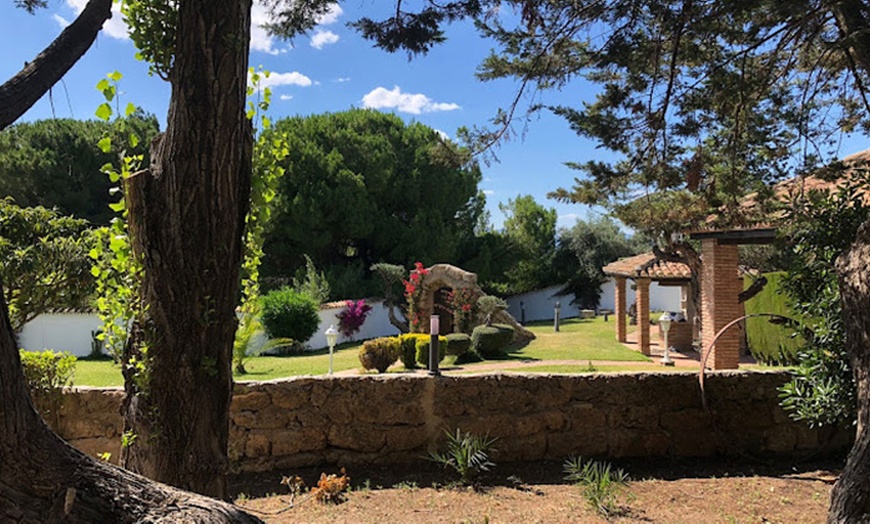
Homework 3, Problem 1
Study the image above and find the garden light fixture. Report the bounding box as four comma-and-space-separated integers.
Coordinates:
325, 324, 338, 375
658, 313, 675, 367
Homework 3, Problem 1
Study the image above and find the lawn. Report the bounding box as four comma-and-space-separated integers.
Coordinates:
72, 315, 649, 387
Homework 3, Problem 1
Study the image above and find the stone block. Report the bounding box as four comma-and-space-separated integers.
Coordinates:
245, 431, 271, 458
327, 424, 386, 452
233, 391, 271, 412
271, 428, 326, 456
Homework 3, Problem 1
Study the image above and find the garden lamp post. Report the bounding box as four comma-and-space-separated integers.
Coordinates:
554, 301, 561, 332
658, 313, 675, 367
325, 324, 338, 375
429, 315, 441, 376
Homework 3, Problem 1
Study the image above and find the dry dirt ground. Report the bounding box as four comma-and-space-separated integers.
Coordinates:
231, 457, 839, 523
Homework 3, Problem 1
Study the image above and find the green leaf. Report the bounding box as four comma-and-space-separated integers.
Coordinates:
125, 102, 136, 117
95, 103, 113, 122
109, 200, 126, 213
108, 71, 123, 82
129, 133, 140, 148
97, 136, 112, 153
91, 265, 102, 277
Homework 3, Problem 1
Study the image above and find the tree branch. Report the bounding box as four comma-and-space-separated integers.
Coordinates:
0, 0, 112, 130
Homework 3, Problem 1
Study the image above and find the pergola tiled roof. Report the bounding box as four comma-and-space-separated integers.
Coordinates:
602, 252, 691, 281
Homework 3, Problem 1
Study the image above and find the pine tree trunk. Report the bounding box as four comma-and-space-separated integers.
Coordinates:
0, 279, 262, 522
119, 0, 253, 499
830, 218, 870, 523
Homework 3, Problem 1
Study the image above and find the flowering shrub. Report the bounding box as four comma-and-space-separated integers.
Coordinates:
336, 299, 372, 339
403, 261, 429, 332
447, 287, 480, 333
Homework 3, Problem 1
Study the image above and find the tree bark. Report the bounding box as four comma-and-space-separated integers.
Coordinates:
0, 277, 262, 522
119, 0, 254, 499
0, 0, 112, 129
831, 218, 870, 523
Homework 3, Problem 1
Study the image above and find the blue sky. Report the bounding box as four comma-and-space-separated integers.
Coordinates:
3, 1, 869, 231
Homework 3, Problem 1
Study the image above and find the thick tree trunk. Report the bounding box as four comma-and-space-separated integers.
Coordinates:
119, 0, 253, 499
0, 279, 262, 522
0, 0, 112, 129
831, 219, 870, 523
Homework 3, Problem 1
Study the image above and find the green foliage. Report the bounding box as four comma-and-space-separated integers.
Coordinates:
476, 295, 508, 326
563, 456, 631, 518
260, 287, 320, 343
19, 349, 76, 425
415, 335, 447, 366
553, 216, 646, 309
495, 195, 557, 294
429, 428, 497, 485
471, 323, 514, 358
0, 199, 95, 331
742, 272, 802, 366
445, 333, 472, 356
233, 312, 296, 374
260, 109, 484, 298
0, 115, 158, 225
777, 172, 869, 427
358, 337, 401, 373
292, 255, 331, 305
398, 333, 427, 369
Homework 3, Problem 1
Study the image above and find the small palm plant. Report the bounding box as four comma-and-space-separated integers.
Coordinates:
564, 456, 631, 518
233, 311, 294, 374
429, 428, 497, 485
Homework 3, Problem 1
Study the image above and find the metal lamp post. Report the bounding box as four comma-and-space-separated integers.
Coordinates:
554, 301, 561, 332
658, 313, 675, 367
325, 324, 338, 375
429, 315, 441, 376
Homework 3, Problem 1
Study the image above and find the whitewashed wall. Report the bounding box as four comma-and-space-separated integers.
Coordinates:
307, 300, 399, 349
18, 313, 103, 357
507, 278, 684, 323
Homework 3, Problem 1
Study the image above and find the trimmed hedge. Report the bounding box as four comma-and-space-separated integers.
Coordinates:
359, 337, 401, 373
260, 287, 320, 342
444, 333, 471, 356
415, 336, 447, 366
471, 323, 514, 358
398, 334, 429, 369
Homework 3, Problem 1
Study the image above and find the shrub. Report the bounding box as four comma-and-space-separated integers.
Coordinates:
415, 335, 447, 366
359, 337, 401, 373
454, 349, 484, 365
471, 323, 515, 358
260, 287, 320, 342
20, 349, 75, 426
398, 334, 428, 369
477, 295, 509, 326
337, 299, 373, 339
429, 428, 497, 485
444, 333, 471, 356
563, 456, 631, 518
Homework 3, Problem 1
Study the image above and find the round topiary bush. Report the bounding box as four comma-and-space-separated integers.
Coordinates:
359, 337, 401, 373
398, 334, 428, 369
470, 323, 515, 358
260, 287, 320, 342
444, 333, 471, 356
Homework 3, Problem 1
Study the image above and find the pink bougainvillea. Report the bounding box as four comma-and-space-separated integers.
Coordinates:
337, 299, 373, 339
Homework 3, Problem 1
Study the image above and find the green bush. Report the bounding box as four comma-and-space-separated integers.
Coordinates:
398, 334, 428, 369
19, 349, 76, 426
359, 337, 401, 373
260, 287, 320, 342
444, 333, 471, 356
454, 350, 484, 365
471, 323, 515, 358
415, 336, 447, 366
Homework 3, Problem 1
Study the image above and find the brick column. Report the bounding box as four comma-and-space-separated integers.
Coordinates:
700, 239, 741, 369
615, 276, 627, 342
636, 277, 651, 356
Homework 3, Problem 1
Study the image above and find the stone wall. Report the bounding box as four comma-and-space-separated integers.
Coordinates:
54, 372, 851, 473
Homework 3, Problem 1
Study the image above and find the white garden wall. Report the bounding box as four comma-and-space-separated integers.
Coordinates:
308, 300, 399, 349
506, 278, 683, 323
17, 313, 103, 357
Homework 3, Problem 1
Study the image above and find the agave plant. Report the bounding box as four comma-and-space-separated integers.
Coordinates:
429, 428, 497, 485
233, 311, 294, 374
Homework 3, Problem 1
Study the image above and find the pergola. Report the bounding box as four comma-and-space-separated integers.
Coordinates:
602, 253, 692, 357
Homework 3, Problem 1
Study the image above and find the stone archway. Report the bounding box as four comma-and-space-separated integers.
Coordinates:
433, 287, 455, 334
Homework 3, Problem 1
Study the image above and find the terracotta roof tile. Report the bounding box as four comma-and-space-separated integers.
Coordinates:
602, 252, 691, 280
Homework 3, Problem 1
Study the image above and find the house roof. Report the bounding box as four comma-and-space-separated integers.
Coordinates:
602, 252, 691, 281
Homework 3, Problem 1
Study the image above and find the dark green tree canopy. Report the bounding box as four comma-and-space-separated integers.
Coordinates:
492, 194, 557, 294
0, 115, 159, 225
261, 109, 484, 298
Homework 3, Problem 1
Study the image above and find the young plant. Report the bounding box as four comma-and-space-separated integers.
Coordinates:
233, 311, 295, 374
429, 428, 497, 485
563, 456, 631, 518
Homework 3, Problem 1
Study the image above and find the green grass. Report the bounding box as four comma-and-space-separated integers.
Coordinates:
72, 317, 651, 386
502, 364, 685, 374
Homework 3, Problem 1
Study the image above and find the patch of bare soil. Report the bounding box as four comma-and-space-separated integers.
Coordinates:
230, 457, 839, 523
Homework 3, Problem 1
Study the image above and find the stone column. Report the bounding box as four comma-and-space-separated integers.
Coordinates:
700, 239, 741, 369
636, 277, 651, 356
615, 276, 627, 342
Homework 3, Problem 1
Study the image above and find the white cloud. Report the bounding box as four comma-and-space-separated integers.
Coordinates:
483, 190, 495, 196
434, 129, 450, 140
65, 0, 128, 39
310, 30, 339, 49
317, 4, 343, 25
53, 14, 70, 27
259, 71, 313, 89
279, 94, 294, 101
251, 1, 288, 55
334, 77, 351, 83
361, 86, 460, 115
